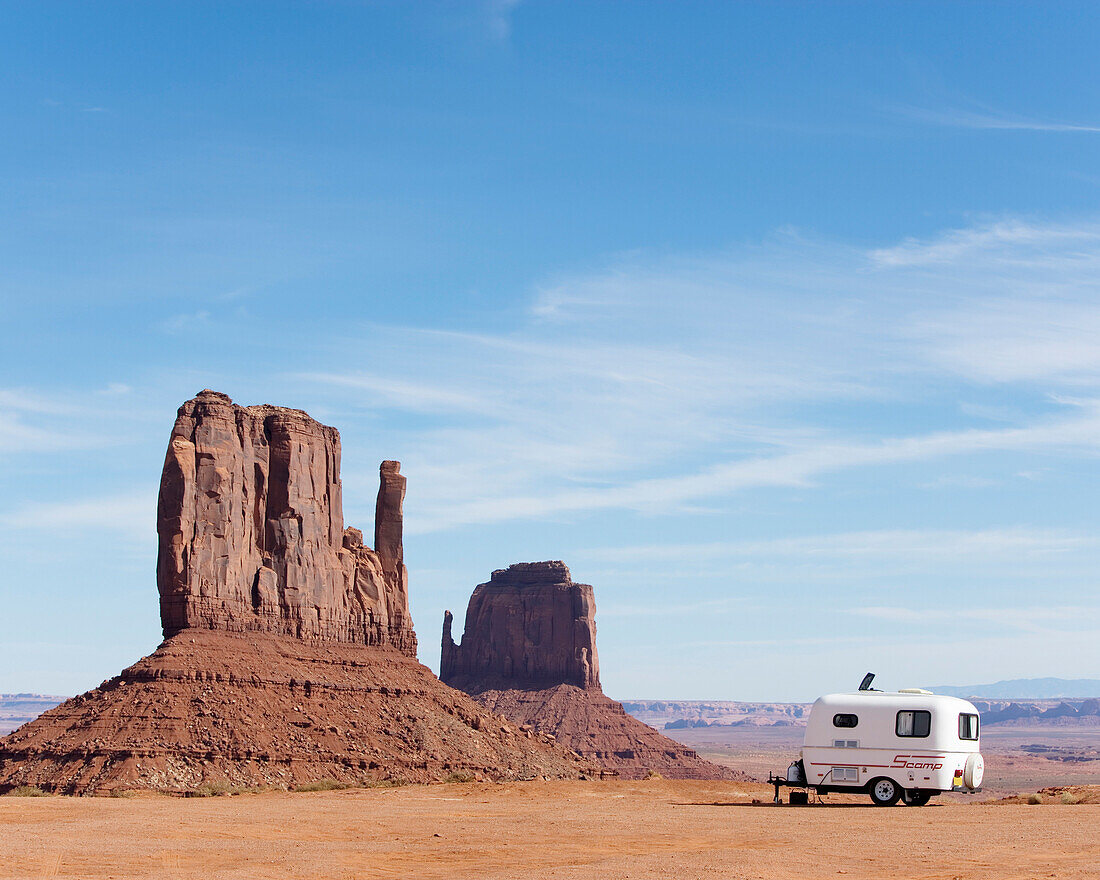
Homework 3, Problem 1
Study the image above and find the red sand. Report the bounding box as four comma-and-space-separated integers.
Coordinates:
2, 779, 1097, 879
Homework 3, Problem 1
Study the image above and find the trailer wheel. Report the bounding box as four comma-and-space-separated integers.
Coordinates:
869, 777, 900, 806
904, 791, 932, 806
963, 753, 984, 789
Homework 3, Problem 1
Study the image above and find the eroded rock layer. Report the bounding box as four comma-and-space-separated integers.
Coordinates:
442, 562, 744, 780
0, 631, 586, 794
157, 390, 416, 654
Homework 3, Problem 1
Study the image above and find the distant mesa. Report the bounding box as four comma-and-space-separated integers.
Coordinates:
442, 561, 746, 780
972, 698, 1100, 725
926, 678, 1100, 700
0, 391, 587, 795
622, 697, 1100, 730
0, 695, 66, 737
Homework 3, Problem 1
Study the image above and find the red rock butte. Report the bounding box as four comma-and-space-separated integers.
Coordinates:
441, 561, 599, 692
0, 392, 587, 794
441, 562, 745, 781
157, 390, 416, 652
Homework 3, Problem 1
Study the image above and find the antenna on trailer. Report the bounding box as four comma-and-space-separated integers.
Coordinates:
858, 672, 876, 691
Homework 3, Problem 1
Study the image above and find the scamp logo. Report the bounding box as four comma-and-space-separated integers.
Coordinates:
892, 755, 943, 770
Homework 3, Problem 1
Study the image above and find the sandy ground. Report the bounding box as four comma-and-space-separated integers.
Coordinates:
2, 780, 1098, 880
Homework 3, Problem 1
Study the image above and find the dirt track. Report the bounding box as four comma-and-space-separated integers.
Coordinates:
2, 780, 1098, 879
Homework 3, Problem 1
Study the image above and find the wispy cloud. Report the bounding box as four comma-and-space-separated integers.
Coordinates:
868, 218, 1100, 267
0, 491, 155, 539
0, 412, 80, 455
0, 389, 86, 416
301, 371, 492, 416
894, 103, 1100, 134
599, 596, 748, 619
404, 408, 1100, 532
582, 527, 1099, 565
849, 604, 1100, 635
484, 0, 522, 41
297, 215, 1100, 534
918, 474, 1001, 490
42, 98, 109, 114
0, 387, 135, 455
160, 310, 211, 334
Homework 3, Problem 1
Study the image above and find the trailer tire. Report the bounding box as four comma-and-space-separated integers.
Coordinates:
869, 777, 900, 806
963, 753, 984, 789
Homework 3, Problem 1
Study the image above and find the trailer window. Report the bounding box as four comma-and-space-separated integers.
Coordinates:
959, 713, 979, 741
896, 710, 931, 737
832, 713, 858, 728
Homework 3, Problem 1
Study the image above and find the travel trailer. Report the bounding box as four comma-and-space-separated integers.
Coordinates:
773, 674, 984, 806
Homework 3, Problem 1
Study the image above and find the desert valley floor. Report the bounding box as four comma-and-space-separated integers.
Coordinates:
3, 725, 1098, 880
2, 779, 1098, 880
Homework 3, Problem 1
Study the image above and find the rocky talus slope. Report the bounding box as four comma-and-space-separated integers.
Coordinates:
0, 392, 587, 794
0, 631, 582, 793
442, 562, 745, 781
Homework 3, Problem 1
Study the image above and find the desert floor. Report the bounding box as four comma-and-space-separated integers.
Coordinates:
2, 779, 1099, 880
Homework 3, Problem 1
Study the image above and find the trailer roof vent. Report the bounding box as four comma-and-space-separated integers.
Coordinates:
898, 688, 933, 695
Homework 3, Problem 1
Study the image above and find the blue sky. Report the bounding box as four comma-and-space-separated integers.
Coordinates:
3, 1, 1100, 700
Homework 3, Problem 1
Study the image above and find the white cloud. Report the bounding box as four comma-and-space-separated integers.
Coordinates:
0, 412, 77, 454
598, 596, 748, 618
918, 474, 1001, 489
161, 310, 211, 334
917, 303, 1100, 384
894, 104, 1100, 134
298, 216, 1100, 534
874, 221, 1100, 384
0, 491, 156, 539
42, 99, 110, 115
0, 386, 140, 455
301, 371, 493, 416
403, 408, 1100, 532
849, 604, 1100, 635
484, 0, 522, 41
0, 389, 84, 416
582, 527, 1099, 565
0, 390, 96, 454
868, 218, 1100, 267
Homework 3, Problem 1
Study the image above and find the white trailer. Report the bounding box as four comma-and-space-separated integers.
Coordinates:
773, 674, 984, 806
